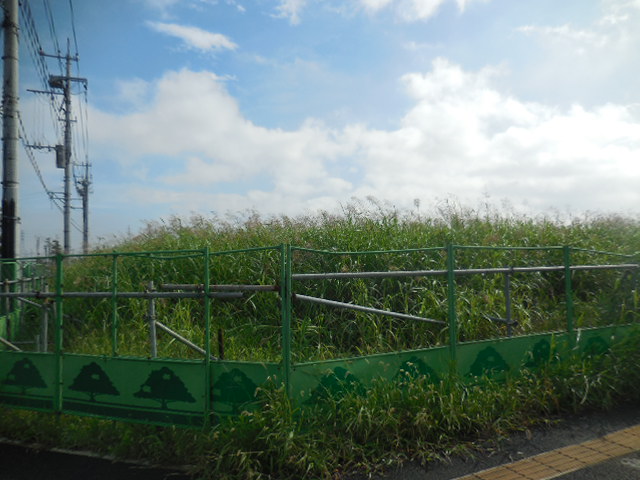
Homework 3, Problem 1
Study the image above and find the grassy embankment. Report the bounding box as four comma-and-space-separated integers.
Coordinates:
1, 202, 639, 479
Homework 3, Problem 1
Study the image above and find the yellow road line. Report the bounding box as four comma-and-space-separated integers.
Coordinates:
454, 424, 640, 480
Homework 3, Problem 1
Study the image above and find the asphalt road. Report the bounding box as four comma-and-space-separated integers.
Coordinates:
364, 402, 640, 480
0, 443, 190, 480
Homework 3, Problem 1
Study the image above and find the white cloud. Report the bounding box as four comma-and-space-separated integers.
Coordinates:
346, 58, 640, 212
113, 78, 152, 110
358, 0, 488, 21
90, 69, 353, 216
518, 0, 640, 54
89, 60, 640, 225
514, 0, 640, 106
360, 0, 395, 13
272, 0, 307, 25
148, 21, 238, 52
142, 0, 182, 10
517, 24, 610, 52
269, 0, 488, 24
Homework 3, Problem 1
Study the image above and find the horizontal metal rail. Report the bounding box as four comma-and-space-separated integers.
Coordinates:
0, 291, 244, 299
292, 263, 639, 281
294, 294, 446, 325
155, 320, 218, 361
1, 276, 47, 286
161, 283, 278, 292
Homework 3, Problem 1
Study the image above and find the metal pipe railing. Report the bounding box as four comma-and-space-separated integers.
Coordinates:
155, 320, 217, 360
0, 291, 244, 299
292, 263, 639, 281
161, 283, 278, 292
294, 293, 446, 325
0, 336, 21, 351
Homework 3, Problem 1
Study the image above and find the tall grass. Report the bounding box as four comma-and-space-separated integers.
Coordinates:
54, 200, 639, 361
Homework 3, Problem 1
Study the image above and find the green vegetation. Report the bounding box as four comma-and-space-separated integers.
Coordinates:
3, 331, 640, 479
2, 201, 640, 479
56, 200, 639, 361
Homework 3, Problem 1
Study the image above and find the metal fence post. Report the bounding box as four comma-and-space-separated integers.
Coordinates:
564, 245, 575, 347
505, 269, 513, 337
280, 244, 292, 397
111, 254, 119, 356
54, 253, 64, 412
41, 284, 49, 352
203, 247, 212, 426
446, 242, 458, 375
147, 280, 157, 358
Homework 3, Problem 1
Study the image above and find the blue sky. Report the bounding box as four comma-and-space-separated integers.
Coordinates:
12, 0, 640, 253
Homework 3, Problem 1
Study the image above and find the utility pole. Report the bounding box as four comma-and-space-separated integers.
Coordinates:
79, 163, 90, 254
2, 0, 20, 266
44, 40, 87, 254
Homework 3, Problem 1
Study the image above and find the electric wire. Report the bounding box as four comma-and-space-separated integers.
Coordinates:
68, 0, 79, 58
43, 0, 64, 71
18, 111, 83, 234
19, 0, 61, 138
18, 111, 52, 201
17, 0, 87, 238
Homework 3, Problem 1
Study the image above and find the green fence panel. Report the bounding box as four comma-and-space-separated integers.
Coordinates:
290, 346, 450, 404
0, 351, 56, 411
574, 324, 634, 357
62, 354, 206, 427
210, 361, 281, 416
456, 332, 565, 379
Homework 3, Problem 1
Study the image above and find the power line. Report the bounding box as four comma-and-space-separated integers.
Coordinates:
18, 109, 83, 237
68, 0, 79, 58
15, 0, 90, 249
17, 111, 52, 200
42, 0, 64, 71
19, 0, 61, 138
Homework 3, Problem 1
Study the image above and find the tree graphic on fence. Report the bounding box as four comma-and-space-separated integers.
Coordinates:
69, 362, 120, 402
468, 346, 509, 377
306, 367, 363, 404
3, 358, 47, 394
211, 368, 258, 415
134, 367, 196, 409
524, 339, 552, 368
395, 356, 441, 384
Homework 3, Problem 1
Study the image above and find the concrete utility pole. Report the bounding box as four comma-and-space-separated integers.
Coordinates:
79, 164, 89, 254
62, 44, 72, 254
2, 0, 20, 265
45, 40, 87, 254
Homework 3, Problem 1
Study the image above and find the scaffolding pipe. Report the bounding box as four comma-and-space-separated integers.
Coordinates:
0, 291, 244, 299
0, 336, 20, 351
292, 263, 639, 281
155, 320, 217, 360
16, 297, 45, 308
161, 283, 278, 292
295, 294, 445, 325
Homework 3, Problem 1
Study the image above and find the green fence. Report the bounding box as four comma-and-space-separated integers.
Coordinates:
0, 244, 638, 427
